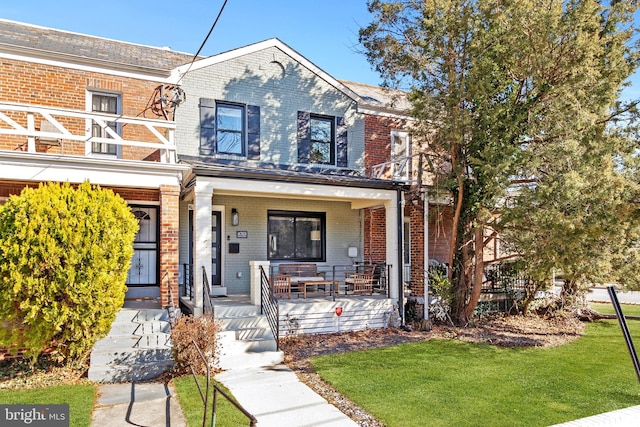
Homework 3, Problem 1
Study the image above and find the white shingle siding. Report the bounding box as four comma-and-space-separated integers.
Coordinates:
175, 46, 365, 171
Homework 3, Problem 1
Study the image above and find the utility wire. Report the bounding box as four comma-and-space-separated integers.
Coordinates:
177, 0, 229, 84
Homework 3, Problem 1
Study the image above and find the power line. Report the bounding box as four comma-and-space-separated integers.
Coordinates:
177, 0, 229, 84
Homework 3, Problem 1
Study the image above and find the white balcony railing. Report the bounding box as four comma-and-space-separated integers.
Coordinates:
0, 101, 176, 163
370, 152, 437, 185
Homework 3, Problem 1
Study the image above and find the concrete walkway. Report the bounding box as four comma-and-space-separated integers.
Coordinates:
550, 405, 640, 426
91, 382, 186, 427
215, 364, 358, 427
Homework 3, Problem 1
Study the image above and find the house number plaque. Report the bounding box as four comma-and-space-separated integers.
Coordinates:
236, 231, 248, 238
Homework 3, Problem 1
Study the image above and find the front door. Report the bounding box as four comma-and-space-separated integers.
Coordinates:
211, 211, 222, 286
127, 206, 159, 287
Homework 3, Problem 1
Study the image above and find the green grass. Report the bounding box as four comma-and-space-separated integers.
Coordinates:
173, 375, 251, 427
0, 384, 96, 427
311, 309, 640, 427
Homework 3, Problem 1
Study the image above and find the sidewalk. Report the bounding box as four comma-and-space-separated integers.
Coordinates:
215, 364, 358, 427
91, 381, 186, 427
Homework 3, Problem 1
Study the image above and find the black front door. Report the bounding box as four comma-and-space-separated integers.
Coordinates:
211, 211, 222, 286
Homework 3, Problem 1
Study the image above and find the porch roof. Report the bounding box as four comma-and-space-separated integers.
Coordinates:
180, 156, 405, 191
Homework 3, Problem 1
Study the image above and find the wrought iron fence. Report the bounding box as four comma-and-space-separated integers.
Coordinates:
260, 266, 279, 350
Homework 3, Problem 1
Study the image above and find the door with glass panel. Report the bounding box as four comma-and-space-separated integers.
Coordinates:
126, 207, 159, 287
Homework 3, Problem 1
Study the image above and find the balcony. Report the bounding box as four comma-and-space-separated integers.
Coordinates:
0, 101, 176, 163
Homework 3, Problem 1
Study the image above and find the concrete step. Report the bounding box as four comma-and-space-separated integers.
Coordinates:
214, 304, 262, 318
90, 345, 172, 366
89, 307, 173, 383
107, 320, 170, 336
88, 359, 174, 383
93, 333, 171, 350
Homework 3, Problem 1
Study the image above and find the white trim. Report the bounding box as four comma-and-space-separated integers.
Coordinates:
169, 38, 363, 102
0, 151, 188, 189
198, 176, 396, 209
127, 200, 161, 206
0, 51, 170, 83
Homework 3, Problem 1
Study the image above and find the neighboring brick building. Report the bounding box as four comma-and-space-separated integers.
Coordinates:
342, 80, 454, 319
0, 19, 191, 307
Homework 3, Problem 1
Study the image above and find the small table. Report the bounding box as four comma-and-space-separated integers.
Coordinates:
301, 280, 335, 299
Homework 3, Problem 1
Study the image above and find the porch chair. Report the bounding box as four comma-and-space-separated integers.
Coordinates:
351, 273, 374, 295
271, 274, 291, 299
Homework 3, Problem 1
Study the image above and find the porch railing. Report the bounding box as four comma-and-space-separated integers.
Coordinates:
369, 152, 436, 185
0, 101, 177, 163
259, 265, 279, 351
180, 263, 193, 299
202, 266, 214, 316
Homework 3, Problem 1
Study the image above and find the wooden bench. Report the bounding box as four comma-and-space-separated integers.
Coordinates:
277, 263, 326, 295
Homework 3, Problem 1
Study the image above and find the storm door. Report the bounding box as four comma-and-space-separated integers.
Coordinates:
126, 207, 159, 286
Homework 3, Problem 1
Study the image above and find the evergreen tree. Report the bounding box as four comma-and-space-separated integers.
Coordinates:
360, 0, 640, 323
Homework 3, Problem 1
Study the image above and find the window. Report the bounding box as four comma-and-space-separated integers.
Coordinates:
91, 93, 120, 155
268, 211, 325, 261
310, 115, 334, 164
199, 98, 261, 158
391, 130, 411, 180
297, 111, 348, 167
216, 103, 245, 155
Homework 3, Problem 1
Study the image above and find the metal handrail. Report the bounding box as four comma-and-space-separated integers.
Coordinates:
187, 339, 257, 426
202, 266, 214, 316
181, 263, 193, 299
259, 266, 279, 350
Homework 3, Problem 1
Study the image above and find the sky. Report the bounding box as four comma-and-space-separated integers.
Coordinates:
2, 0, 639, 100
3, 0, 383, 86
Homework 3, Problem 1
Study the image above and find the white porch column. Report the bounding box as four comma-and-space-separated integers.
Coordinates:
385, 191, 402, 310
250, 260, 270, 305
193, 180, 215, 316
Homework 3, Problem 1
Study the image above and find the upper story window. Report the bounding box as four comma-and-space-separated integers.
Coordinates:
310, 115, 334, 164
297, 111, 348, 167
216, 103, 244, 155
391, 130, 411, 180
200, 98, 260, 159
90, 92, 120, 156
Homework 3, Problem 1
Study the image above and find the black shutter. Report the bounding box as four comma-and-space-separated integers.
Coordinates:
297, 111, 310, 163
199, 98, 216, 155
247, 105, 261, 160
336, 116, 348, 167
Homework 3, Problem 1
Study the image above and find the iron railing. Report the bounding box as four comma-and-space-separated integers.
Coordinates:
259, 265, 279, 351
187, 339, 257, 426
181, 263, 193, 299
202, 266, 214, 316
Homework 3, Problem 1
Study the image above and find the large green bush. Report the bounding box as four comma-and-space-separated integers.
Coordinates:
0, 181, 138, 365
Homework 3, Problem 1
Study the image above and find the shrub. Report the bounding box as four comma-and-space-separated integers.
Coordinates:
0, 181, 138, 365
171, 314, 221, 375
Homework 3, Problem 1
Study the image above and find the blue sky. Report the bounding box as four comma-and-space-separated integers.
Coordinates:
2, 0, 638, 99
3, 0, 382, 86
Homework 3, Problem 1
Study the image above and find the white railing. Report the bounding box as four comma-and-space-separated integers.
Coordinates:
370, 152, 436, 185
0, 101, 177, 163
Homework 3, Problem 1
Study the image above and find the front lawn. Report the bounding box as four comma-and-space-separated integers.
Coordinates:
0, 384, 95, 427
311, 307, 640, 427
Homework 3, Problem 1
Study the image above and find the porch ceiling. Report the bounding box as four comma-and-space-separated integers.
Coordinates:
202, 177, 394, 210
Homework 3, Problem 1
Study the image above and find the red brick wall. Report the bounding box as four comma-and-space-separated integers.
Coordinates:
363, 207, 386, 263
0, 58, 166, 160
159, 185, 180, 307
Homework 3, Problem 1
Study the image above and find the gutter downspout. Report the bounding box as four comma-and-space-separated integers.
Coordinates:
423, 190, 429, 320
397, 188, 405, 325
